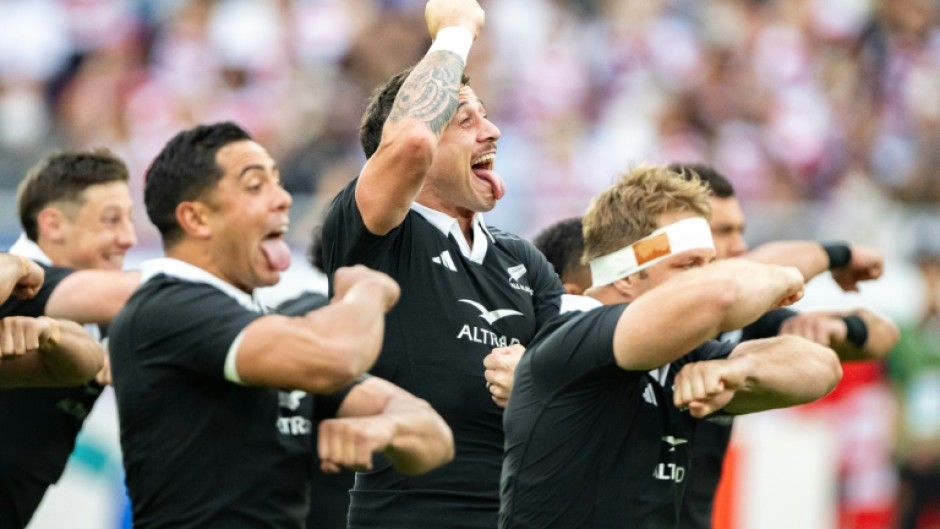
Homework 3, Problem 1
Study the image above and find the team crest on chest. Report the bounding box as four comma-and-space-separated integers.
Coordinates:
507, 265, 533, 295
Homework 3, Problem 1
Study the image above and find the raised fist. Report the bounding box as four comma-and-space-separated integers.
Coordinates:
425, 0, 485, 40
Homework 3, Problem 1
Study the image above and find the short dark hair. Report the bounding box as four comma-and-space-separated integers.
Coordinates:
144, 122, 252, 246
359, 67, 470, 159
668, 163, 736, 198
17, 148, 129, 241
533, 217, 585, 280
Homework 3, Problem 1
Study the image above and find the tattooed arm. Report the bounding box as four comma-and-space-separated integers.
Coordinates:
355, 0, 485, 235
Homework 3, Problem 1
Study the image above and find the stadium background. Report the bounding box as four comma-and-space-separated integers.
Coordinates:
1, 0, 937, 528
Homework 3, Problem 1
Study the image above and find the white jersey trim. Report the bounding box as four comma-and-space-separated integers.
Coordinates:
8, 233, 52, 265
140, 258, 266, 313
411, 202, 490, 264
225, 330, 247, 385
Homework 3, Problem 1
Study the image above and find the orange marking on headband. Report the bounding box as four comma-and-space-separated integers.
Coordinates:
633, 232, 671, 265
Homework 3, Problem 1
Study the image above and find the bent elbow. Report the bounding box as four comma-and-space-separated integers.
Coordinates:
441, 424, 456, 465
820, 346, 843, 395
398, 409, 456, 476
708, 278, 739, 314
318, 357, 363, 395
829, 354, 843, 389
425, 401, 456, 467
299, 348, 365, 395
872, 323, 901, 360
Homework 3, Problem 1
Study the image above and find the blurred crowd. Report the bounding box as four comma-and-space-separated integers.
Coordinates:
1, 0, 939, 241
3, 1, 940, 527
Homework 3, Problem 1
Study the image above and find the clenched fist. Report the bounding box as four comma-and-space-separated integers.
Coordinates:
425, 0, 485, 40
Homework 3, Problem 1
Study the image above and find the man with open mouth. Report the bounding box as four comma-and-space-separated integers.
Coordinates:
109, 121, 454, 529
321, 1, 565, 528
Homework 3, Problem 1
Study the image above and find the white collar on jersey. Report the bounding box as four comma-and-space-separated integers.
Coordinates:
8, 233, 52, 266
140, 257, 266, 313
411, 202, 495, 264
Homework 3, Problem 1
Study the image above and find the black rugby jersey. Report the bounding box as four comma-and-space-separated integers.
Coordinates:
110, 261, 348, 529
0, 264, 104, 529
679, 307, 797, 529
322, 179, 564, 529
500, 305, 734, 529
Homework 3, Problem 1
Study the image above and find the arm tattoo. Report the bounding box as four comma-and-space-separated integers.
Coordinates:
387, 51, 464, 135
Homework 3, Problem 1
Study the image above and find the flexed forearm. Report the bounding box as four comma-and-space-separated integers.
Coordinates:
612, 259, 804, 371
720, 335, 841, 414
322, 377, 454, 475
709, 259, 805, 331
780, 308, 899, 361
38, 318, 106, 385
379, 393, 455, 475
0, 317, 104, 387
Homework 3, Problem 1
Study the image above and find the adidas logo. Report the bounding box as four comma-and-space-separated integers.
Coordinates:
432, 250, 457, 272
642, 383, 658, 406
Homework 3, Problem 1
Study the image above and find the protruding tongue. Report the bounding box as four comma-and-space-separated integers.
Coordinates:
472, 168, 506, 201
260, 238, 292, 272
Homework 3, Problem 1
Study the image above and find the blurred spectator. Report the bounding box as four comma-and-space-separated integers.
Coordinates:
1, 1, 936, 527
0, 0, 936, 245
887, 213, 940, 529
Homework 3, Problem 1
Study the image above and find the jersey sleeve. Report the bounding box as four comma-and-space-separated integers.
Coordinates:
312, 374, 368, 422
275, 292, 330, 316
528, 305, 630, 391
741, 307, 798, 341
690, 339, 736, 362
0, 264, 72, 318
666, 339, 737, 376
125, 280, 263, 380
519, 237, 564, 331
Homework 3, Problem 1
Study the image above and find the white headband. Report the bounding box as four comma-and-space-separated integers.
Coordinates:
589, 217, 715, 286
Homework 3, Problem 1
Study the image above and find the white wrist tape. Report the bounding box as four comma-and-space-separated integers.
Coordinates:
589, 217, 715, 286
428, 26, 474, 65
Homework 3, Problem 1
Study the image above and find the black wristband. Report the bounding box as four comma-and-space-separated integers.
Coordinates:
822, 242, 852, 269
841, 315, 869, 347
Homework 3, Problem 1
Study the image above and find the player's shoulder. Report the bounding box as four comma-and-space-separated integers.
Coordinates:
129, 275, 231, 310
532, 303, 612, 344
486, 225, 523, 243
488, 225, 542, 258
116, 276, 257, 342
322, 177, 360, 221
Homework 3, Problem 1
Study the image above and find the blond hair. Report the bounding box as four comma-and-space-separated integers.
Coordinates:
582, 164, 711, 262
